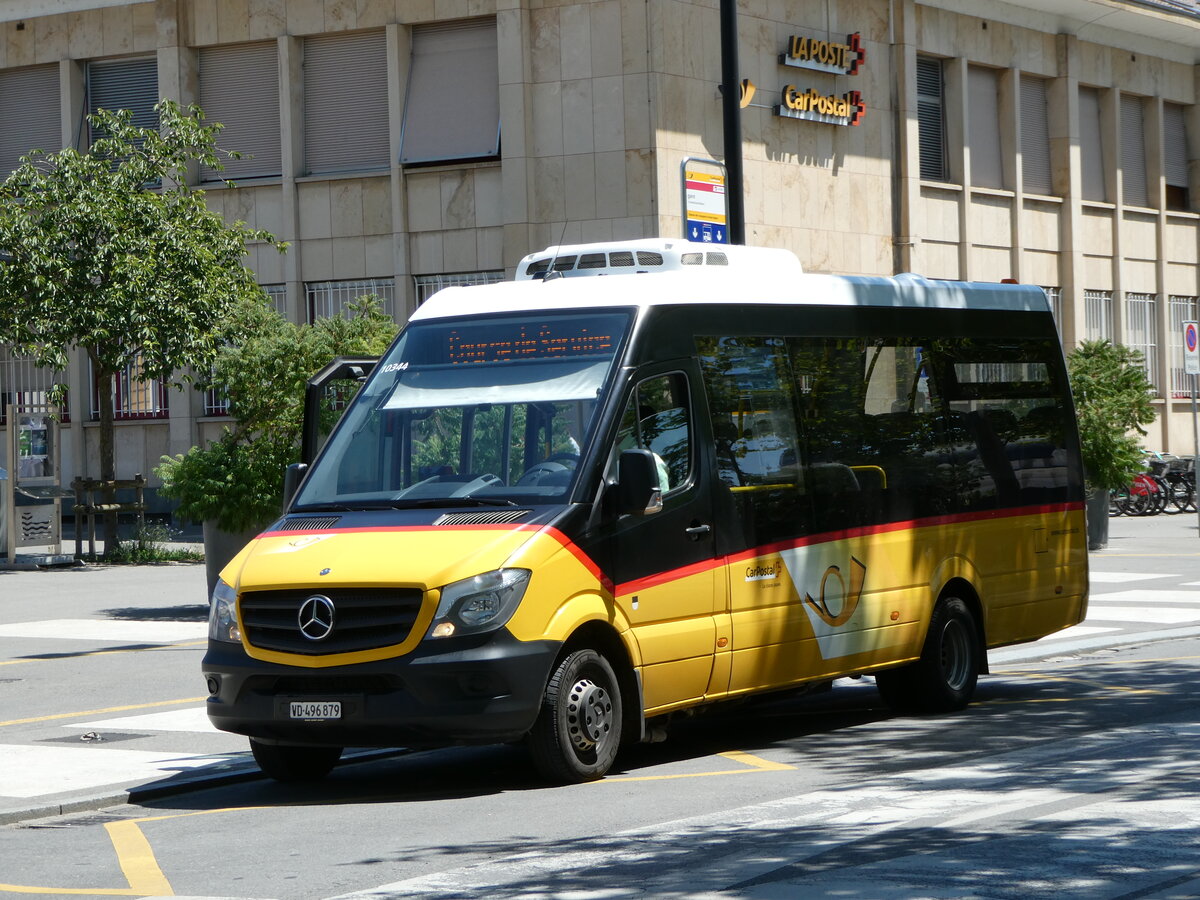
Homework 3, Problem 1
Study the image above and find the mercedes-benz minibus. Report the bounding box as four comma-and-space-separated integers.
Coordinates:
202, 240, 1088, 783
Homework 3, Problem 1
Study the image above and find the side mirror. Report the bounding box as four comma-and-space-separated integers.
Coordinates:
282, 462, 308, 511
617, 449, 663, 516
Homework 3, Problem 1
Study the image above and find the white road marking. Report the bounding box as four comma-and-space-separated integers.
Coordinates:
1087, 589, 1200, 605
1083, 605, 1200, 625
1030, 625, 1120, 641
0, 619, 206, 643
1089, 571, 1176, 583
66, 707, 217, 733
0, 744, 238, 799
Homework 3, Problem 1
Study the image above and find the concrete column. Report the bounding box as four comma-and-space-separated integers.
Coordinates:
946, 57, 969, 280
387, 23, 412, 321
892, 0, 918, 275
278, 35, 303, 323
1053, 33, 1084, 349
1003, 68, 1022, 282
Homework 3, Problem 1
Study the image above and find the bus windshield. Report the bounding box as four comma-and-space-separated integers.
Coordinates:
293, 310, 632, 510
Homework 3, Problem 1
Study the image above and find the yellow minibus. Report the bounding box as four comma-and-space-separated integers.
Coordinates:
202, 240, 1088, 783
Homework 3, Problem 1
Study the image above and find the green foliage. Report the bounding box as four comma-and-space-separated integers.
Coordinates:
0, 98, 285, 552
104, 519, 205, 565
156, 295, 398, 533
0, 100, 281, 386
1066, 339, 1157, 492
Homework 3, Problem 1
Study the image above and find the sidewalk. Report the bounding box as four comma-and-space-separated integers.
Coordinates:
3, 511, 1200, 826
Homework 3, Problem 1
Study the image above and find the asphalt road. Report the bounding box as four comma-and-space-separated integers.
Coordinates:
1, 511, 1199, 898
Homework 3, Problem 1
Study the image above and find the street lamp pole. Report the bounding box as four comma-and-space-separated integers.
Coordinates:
720, 0, 746, 245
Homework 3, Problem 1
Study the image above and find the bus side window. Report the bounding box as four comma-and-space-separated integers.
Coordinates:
614, 374, 692, 493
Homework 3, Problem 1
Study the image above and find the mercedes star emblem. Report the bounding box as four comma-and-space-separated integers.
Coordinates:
297, 594, 335, 641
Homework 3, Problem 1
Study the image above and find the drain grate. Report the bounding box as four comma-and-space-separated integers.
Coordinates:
40, 732, 150, 745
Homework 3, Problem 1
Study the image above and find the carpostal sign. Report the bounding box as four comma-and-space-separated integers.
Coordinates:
774, 30, 867, 128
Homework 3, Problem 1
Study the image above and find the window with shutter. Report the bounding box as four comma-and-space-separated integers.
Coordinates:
916, 56, 947, 182
303, 30, 389, 175
968, 66, 1002, 189
199, 42, 281, 181
401, 20, 500, 165
1080, 87, 1107, 202
1164, 103, 1189, 211
87, 57, 158, 145
1121, 94, 1149, 208
1020, 76, 1053, 196
0, 65, 60, 176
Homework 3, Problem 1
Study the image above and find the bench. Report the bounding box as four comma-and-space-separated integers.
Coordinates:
72, 474, 146, 559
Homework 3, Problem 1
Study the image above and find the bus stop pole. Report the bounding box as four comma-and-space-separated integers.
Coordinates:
1193, 374, 1199, 538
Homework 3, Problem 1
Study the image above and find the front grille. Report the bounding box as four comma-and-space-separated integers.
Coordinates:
240, 588, 423, 655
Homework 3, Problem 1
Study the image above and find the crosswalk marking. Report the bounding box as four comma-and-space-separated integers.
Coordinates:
67, 708, 216, 734
1089, 571, 1177, 583
0, 619, 206, 643
1088, 587, 1200, 603
1034, 625, 1120, 642
0, 744, 238, 799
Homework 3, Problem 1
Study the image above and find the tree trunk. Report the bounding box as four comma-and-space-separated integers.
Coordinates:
93, 353, 119, 556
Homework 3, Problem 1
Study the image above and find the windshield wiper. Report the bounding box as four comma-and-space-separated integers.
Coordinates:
391, 497, 520, 509
291, 502, 362, 512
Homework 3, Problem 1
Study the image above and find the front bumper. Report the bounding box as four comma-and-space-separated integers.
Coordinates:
202, 629, 559, 748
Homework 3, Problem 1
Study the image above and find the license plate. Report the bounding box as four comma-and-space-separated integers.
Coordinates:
289, 701, 341, 720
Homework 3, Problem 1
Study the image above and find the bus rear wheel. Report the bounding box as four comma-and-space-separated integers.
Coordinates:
250, 739, 343, 782
876, 596, 980, 713
529, 648, 623, 784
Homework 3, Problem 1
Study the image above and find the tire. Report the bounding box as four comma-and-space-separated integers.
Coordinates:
528, 649, 623, 784
876, 596, 980, 713
250, 739, 342, 783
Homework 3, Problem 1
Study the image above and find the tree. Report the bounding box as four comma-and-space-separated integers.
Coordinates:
1066, 339, 1157, 492
0, 100, 282, 553
156, 295, 398, 534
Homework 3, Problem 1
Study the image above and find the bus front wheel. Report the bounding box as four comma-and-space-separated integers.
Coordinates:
876, 596, 980, 713
528, 648, 623, 783
250, 739, 343, 782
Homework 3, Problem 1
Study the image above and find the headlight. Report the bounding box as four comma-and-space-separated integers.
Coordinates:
426, 569, 531, 640
209, 578, 241, 643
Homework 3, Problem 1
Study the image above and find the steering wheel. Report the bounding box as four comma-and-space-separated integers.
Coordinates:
544, 452, 580, 468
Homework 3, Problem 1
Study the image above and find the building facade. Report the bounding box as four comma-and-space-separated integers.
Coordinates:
2, 0, 1200, 507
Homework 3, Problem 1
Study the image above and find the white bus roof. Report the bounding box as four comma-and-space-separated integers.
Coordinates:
412, 241, 1051, 323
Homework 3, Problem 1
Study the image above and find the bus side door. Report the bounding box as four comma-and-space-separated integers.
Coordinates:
604, 368, 725, 714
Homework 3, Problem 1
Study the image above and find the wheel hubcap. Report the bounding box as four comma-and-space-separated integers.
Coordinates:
565, 677, 613, 753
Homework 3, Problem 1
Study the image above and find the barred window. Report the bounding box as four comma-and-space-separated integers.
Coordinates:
1084, 290, 1113, 342
0, 347, 67, 425
1125, 292, 1158, 392
1169, 295, 1198, 398
305, 277, 395, 322
1040, 286, 1061, 332
262, 283, 288, 316
92, 354, 168, 421
413, 270, 504, 305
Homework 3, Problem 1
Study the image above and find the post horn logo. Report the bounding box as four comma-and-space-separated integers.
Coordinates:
804, 557, 866, 627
